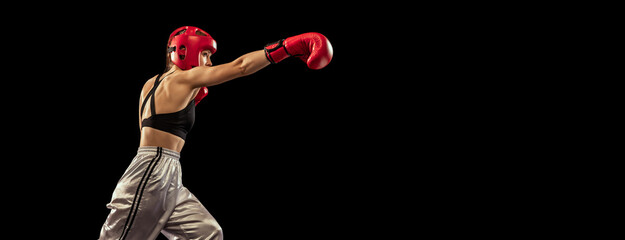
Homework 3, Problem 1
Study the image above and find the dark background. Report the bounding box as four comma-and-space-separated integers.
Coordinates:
87, 23, 374, 239
4, 5, 524, 238
19, 13, 408, 239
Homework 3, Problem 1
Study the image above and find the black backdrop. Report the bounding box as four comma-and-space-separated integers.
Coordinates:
27, 15, 398, 239
93, 24, 364, 239
4, 5, 519, 238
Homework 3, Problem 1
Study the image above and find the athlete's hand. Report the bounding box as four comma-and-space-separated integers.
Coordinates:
194, 87, 208, 105
264, 32, 333, 69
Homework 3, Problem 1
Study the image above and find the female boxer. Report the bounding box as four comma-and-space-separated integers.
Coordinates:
98, 26, 333, 240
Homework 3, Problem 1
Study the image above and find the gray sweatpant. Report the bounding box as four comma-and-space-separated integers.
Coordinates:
99, 146, 222, 240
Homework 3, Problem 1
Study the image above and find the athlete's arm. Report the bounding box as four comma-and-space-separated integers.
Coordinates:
182, 32, 333, 88
183, 50, 270, 88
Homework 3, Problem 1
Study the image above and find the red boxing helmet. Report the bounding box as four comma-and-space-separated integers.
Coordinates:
167, 26, 217, 70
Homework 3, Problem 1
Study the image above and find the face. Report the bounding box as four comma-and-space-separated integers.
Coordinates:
199, 50, 213, 67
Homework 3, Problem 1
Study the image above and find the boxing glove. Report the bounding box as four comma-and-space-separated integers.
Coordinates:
194, 87, 208, 105
264, 32, 333, 70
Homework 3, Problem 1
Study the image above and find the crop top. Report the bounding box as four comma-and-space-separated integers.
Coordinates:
140, 72, 195, 140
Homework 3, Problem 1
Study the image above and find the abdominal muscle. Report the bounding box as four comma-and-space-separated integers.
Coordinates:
140, 127, 186, 152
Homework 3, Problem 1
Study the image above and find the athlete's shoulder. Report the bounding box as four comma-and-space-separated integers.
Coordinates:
140, 75, 159, 95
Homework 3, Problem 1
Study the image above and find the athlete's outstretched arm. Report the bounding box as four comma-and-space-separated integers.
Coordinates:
183, 50, 270, 88
183, 32, 333, 88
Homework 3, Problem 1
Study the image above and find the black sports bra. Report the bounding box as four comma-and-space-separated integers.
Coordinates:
140, 72, 195, 140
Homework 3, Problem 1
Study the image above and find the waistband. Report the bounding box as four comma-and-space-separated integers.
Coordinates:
137, 146, 180, 159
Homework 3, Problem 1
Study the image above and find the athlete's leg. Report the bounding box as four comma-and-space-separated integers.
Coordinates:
161, 187, 223, 240
99, 147, 182, 240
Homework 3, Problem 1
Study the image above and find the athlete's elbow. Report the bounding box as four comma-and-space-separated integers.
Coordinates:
238, 59, 254, 77
233, 51, 266, 77
238, 63, 248, 77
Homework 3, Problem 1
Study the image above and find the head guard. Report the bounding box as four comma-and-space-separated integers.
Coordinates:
167, 26, 217, 70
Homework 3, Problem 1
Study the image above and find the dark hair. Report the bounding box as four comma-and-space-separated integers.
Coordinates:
165, 51, 174, 72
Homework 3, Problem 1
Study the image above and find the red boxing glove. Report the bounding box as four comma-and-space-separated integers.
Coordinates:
264, 32, 333, 70
194, 87, 208, 105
